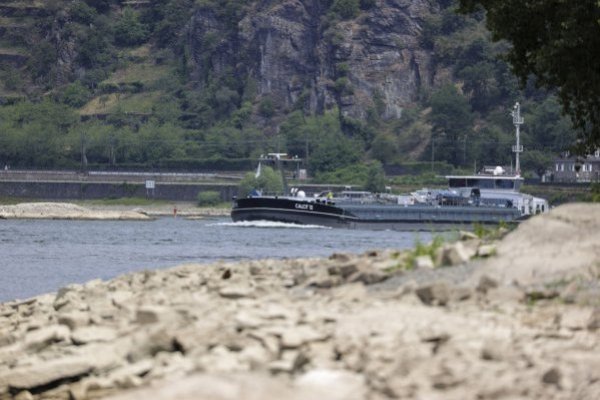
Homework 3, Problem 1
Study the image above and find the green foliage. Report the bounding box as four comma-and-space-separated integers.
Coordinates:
364, 161, 386, 193
196, 190, 222, 206
258, 97, 275, 118
114, 8, 150, 46
400, 236, 445, 271
57, 82, 92, 108
331, 0, 360, 19
314, 163, 370, 185
371, 133, 398, 164
429, 84, 473, 166
458, 0, 600, 154
238, 166, 284, 197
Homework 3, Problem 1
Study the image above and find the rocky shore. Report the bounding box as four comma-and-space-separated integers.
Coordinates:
0, 203, 599, 400
0, 202, 230, 220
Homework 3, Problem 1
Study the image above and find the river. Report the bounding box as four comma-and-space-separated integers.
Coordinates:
0, 217, 437, 302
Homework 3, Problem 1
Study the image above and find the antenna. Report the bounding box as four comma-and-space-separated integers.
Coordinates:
511, 102, 524, 175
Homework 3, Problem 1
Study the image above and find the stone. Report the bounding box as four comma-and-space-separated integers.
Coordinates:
268, 350, 307, 373
135, 306, 180, 325
477, 244, 497, 257
485, 286, 525, 304
280, 326, 328, 349
218, 285, 255, 299
57, 311, 91, 330
0, 357, 92, 390
415, 282, 450, 306
440, 242, 471, 266
234, 311, 263, 330
347, 269, 388, 285
413, 255, 434, 269
328, 263, 359, 279
71, 326, 118, 345
476, 275, 499, 293
294, 369, 367, 400
459, 230, 479, 241
542, 367, 562, 386
587, 307, 600, 331
13, 390, 34, 400
23, 325, 70, 351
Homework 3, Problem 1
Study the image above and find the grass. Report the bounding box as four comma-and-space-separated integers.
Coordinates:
80, 91, 163, 115
103, 63, 170, 85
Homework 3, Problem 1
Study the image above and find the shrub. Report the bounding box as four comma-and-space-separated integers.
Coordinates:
197, 190, 222, 206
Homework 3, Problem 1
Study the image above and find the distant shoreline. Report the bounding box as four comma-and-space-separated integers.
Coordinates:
0, 201, 231, 220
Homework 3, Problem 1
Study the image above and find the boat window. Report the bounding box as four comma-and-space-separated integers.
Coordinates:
495, 179, 515, 189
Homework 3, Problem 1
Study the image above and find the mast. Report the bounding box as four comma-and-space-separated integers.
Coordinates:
511, 102, 524, 175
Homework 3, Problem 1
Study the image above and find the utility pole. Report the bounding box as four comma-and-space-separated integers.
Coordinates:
511, 102, 524, 175
431, 135, 435, 173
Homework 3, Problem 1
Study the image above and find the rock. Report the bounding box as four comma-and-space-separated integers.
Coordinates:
23, 325, 70, 351
413, 255, 434, 269
218, 285, 255, 299
476, 275, 499, 293
234, 311, 263, 330
485, 286, 525, 304
347, 269, 388, 285
268, 350, 307, 374
439, 242, 471, 266
279, 326, 328, 349
476, 244, 496, 257
71, 326, 118, 345
13, 390, 34, 400
415, 282, 450, 306
135, 306, 180, 325
328, 263, 359, 279
294, 369, 367, 400
542, 367, 562, 386
0, 357, 92, 391
459, 230, 479, 241
57, 311, 91, 330
587, 308, 600, 331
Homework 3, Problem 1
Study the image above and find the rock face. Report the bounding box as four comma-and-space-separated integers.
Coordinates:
0, 203, 599, 400
189, 0, 440, 123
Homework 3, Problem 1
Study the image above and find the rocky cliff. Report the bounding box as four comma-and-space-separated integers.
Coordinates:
189, 0, 441, 123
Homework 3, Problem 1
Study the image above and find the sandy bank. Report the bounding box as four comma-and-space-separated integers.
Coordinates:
0, 203, 599, 400
0, 202, 230, 220
0, 203, 151, 220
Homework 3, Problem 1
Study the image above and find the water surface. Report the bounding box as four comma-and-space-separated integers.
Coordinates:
0, 217, 434, 302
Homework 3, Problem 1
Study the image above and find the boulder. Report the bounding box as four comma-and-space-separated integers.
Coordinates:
413, 255, 434, 270
415, 282, 450, 306
71, 326, 118, 345
439, 242, 471, 266
23, 325, 70, 351
0, 357, 92, 391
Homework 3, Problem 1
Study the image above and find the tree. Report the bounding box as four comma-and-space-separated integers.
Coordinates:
429, 84, 473, 166
458, 0, 600, 153
238, 166, 283, 197
114, 7, 149, 46
364, 161, 386, 193
331, 0, 360, 19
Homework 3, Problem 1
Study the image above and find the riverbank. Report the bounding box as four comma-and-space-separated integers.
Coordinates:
0, 202, 230, 220
0, 203, 599, 400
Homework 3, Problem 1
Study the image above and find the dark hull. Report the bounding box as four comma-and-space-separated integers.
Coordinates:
231, 197, 524, 230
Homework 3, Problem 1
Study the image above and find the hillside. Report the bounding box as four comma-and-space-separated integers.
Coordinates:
0, 0, 574, 179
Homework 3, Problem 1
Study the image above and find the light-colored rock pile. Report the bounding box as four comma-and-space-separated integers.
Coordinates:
0, 203, 151, 220
0, 204, 599, 400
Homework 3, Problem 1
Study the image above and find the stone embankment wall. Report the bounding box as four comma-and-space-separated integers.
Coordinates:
0, 203, 599, 400
0, 181, 237, 202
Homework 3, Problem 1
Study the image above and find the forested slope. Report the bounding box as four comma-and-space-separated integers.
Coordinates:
0, 0, 574, 179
